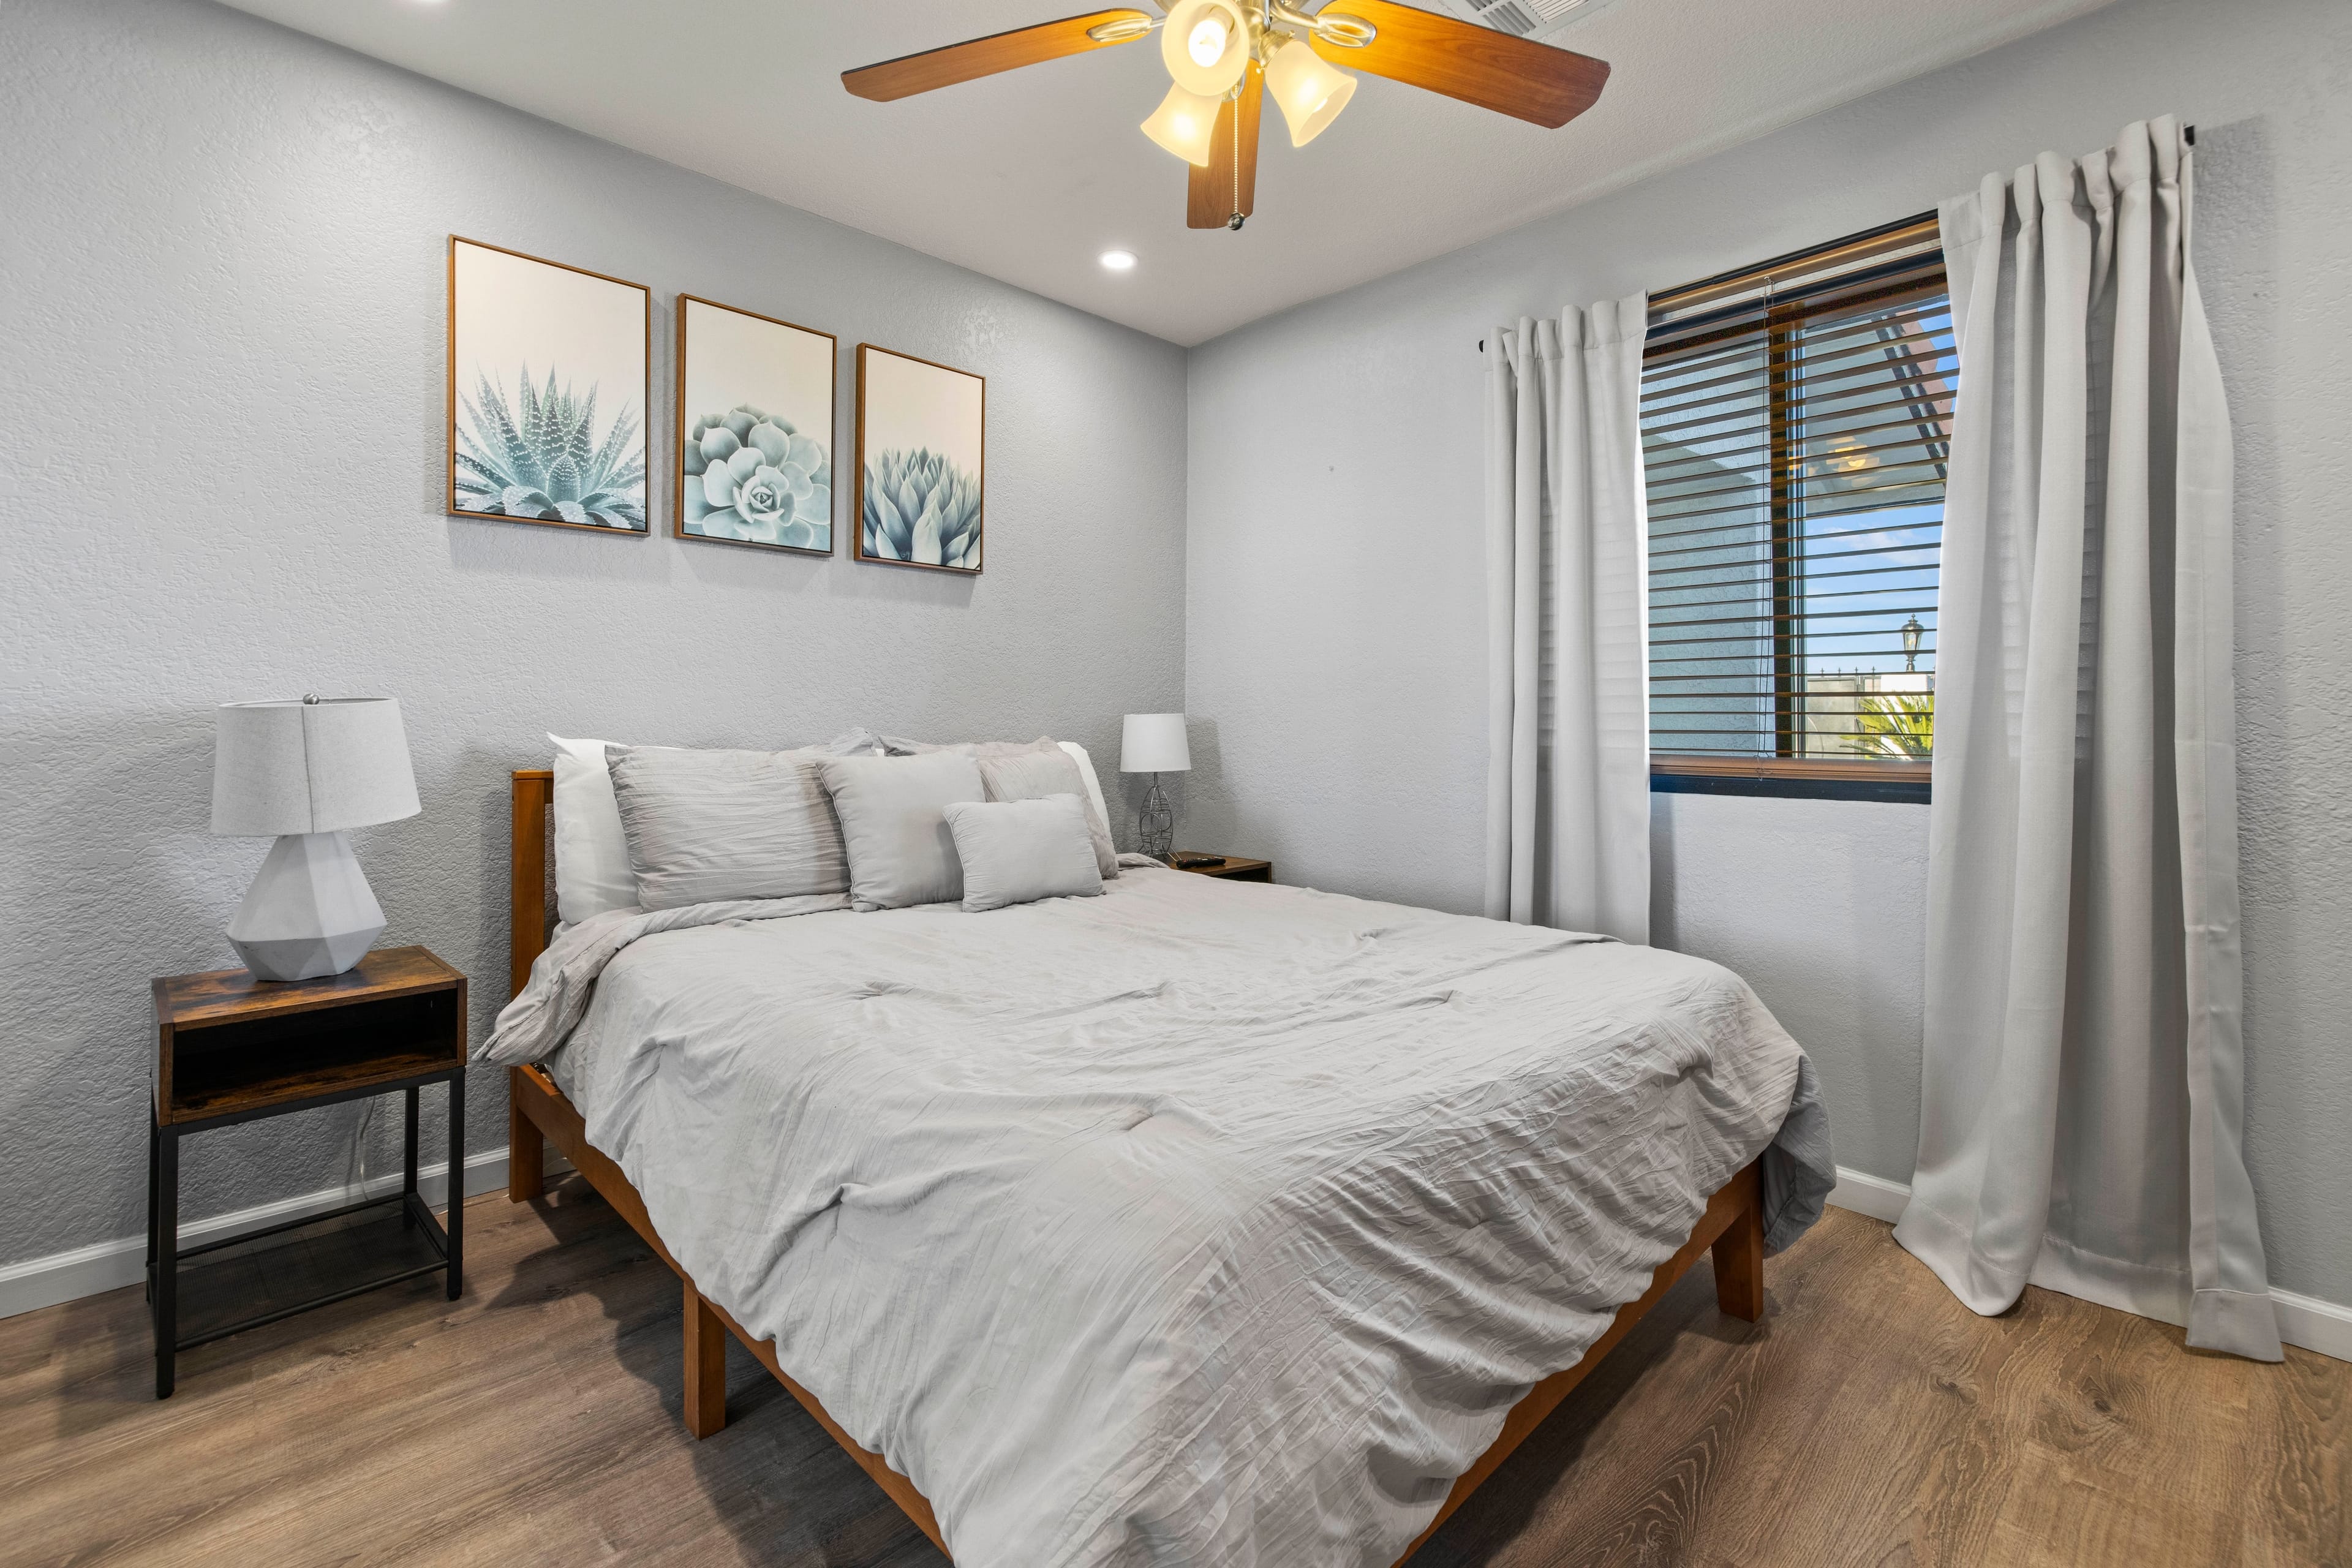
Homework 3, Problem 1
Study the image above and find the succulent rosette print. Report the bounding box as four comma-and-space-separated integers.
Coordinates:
455, 367, 646, 529
683, 405, 831, 551
861, 448, 981, 570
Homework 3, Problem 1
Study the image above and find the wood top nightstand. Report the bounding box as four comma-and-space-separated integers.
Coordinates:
149, 945, 467, 1398
1167, 852, 1272, 883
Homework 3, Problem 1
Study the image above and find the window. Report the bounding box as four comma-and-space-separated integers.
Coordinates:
1641, 216, 1956, 802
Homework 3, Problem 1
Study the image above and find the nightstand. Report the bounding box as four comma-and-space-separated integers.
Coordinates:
148, 946, 466, 1398
1168, 852, 1273, 883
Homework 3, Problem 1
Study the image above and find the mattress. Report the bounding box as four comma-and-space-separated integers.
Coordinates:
484, 866, 1833, 1567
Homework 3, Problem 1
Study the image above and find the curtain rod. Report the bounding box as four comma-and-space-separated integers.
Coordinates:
1477, 124, 2194, 352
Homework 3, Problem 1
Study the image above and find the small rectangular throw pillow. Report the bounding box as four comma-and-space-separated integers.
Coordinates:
606, 744, 848, 910
816, 752, 987, 910
943, 795, 1104, 912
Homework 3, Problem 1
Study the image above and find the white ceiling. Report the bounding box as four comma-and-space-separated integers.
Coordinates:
217, 0, 2112, 344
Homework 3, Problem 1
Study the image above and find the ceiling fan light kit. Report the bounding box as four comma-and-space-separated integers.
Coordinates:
1163, 0, 1254, 94
1263, 34, 1357, 146
1142, 80, 1225, 165
842, 2, 1611, 230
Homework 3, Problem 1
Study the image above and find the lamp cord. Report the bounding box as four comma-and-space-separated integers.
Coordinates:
347, 1097, 379, 1200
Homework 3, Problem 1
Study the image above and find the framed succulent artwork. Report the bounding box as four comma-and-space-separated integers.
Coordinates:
676, 296, 837, 555
854, 344, 985, 574
446, 237, 650, 534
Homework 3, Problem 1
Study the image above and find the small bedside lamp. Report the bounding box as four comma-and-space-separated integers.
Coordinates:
1120, 712, 1191, 862
212, 696, 420, 982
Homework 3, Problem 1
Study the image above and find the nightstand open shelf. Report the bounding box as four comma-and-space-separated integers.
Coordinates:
166, 995, 460, 1118
148, 945, 468, 1397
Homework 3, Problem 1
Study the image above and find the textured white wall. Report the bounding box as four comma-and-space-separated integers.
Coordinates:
0, 0, 1188, 1269
1187, 0, 2352, 1298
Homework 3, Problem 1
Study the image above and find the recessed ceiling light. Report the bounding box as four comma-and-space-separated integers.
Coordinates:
1099, 250, 1138, 272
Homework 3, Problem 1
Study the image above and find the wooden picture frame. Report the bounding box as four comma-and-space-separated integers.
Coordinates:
853, 343, 986, 574
674, 295, 839, 556
447, 236, 652, 536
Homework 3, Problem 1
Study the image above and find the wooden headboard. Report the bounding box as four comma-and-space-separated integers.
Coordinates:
510, 769, 555, 1000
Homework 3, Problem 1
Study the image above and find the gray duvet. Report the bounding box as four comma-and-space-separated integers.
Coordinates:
482, 865, 1832, 1567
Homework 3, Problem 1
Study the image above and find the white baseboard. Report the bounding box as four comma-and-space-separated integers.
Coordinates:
1825, 1164, 2351, 1363
0, 1147, 571, 1323
2267, 1290, 2352, 1365
1826, 1164, 1912, 1223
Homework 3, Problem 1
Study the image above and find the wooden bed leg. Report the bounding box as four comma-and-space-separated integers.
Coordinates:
684, 1279, 729, 1439
507, 1067, 545, 1202
1712, 1177, 1766, 1322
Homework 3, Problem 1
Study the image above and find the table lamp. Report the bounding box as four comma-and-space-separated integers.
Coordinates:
1120, 712, 1190, 862
212, 696, 420, 982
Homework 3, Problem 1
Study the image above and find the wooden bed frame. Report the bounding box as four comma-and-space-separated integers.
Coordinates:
502, 768, 1766, 1563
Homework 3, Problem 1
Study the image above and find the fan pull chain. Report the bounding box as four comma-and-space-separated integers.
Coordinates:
1228, 79, 1246, 230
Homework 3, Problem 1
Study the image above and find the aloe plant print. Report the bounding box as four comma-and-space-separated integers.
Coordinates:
861, 448, 982, 570
684, 405, 830, 551
455, 366, 646, 530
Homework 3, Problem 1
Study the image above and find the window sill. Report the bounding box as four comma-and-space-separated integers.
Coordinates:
1650, 756, 1931, 804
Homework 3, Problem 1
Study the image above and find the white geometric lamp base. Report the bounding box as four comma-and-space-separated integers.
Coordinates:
226, 831, 386, 982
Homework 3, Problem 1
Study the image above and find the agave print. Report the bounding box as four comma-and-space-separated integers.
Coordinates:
455, 365, 646, 529
684, 405, 830, 550
861, 448, 981, 570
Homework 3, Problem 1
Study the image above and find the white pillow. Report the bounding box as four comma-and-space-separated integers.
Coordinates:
549, 733, 636, 924
815, 752, 987, 911
944, 795, 1104, 913
1057, 741, 1115, 851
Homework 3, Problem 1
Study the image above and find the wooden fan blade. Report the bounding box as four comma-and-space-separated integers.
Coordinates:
843, 10, 1152, 102
1188, 64, 1263, 230
1309, 0, 1608, 129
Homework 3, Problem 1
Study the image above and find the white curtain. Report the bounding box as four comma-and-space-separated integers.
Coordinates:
1482, 298, 1649, 943
1894, 118, 2280, 1360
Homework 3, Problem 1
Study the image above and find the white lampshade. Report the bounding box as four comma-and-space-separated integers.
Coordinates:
1161, 0, 1251, 96
1264, 37, 1356, 147
212, 697, 420, 837
1121, 713, 1192, 774
1141, 81, 1223, 167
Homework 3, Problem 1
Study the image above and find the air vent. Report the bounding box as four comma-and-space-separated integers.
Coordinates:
1475, 0, 1537, 35
1428, 0, 1626, 45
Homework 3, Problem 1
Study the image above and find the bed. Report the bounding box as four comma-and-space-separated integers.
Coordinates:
489, 768, 1832, 1566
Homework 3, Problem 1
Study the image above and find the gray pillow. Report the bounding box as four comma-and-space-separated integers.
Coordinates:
943, 795, 1104, 912
606, 744, 850, 911
816, 752, 987, 911
974, 747, 1118, 879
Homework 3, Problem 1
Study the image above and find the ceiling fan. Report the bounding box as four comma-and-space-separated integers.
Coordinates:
842, 1, 1609, 231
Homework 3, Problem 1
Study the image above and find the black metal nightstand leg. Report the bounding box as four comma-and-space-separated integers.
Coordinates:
445, 1067, 464, 1298
402, 1087, 420, 1229
154, 1125, 178, 1399
145, 1120, 158, 1303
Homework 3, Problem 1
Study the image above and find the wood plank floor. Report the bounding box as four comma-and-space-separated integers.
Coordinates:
2, 1181, 2342, 1567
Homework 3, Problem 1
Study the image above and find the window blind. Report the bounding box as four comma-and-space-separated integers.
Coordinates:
1642, 216, 1955, 774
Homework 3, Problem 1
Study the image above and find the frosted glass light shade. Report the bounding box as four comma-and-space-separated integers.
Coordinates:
213, 697, 420, 835
1121, 713, 1192, 774
1141, 82, 1223, 166
1265, 37, 1356, 147
1161, 0, 1250, 95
